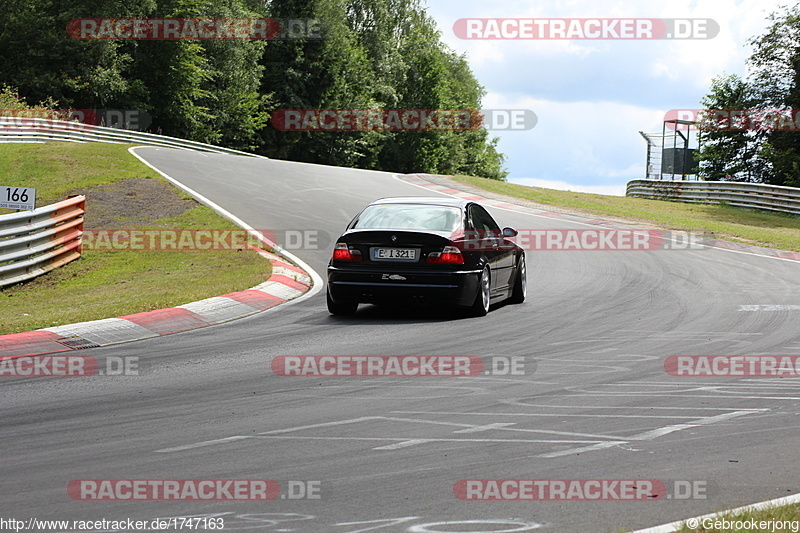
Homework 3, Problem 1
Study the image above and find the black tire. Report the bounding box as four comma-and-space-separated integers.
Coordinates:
508, 254, 526, 304
468, 265, 491, 317
327, 290, 358, 315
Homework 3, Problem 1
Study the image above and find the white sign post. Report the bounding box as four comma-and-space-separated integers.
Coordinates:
0, 186, 36, 210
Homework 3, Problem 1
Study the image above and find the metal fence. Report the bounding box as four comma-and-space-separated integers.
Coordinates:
626, 179, 800, 216
0, 116, 263, 158
0, 196, 86, 288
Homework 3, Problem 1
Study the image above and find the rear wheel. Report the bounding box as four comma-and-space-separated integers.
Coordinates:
327, 290, 358, 315
508, 254, 526, 304
468, 266, 491, 317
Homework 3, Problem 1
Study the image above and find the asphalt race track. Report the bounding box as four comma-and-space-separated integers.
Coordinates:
3, 147, 800, 533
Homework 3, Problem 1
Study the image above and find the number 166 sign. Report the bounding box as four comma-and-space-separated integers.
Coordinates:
1, 186, 35, 210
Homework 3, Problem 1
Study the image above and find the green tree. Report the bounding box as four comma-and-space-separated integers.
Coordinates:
260, 0, 507, 179
190, 0, 271, 150
746, 3, 800, 186
0, 0, 144, 110
1, 0, 506, 175
349, 0, 507, 179
0, 0, 269, 146
695, 74, 763, 182
259, 0, 377, 165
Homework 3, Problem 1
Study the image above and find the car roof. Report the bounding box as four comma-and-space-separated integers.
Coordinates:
368, 197, 472, 208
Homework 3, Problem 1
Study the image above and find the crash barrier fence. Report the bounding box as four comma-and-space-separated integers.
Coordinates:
0, 116, 260, 157
0, 196, 86, 288
626, 179, 800, 216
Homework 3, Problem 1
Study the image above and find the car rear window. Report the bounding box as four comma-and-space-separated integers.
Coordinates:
352, 204, 462, 231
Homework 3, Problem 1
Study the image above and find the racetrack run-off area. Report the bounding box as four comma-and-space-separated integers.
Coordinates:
2, 146, 800, 533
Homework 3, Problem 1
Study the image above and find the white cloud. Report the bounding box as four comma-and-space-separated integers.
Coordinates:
425, 0, 789, 193
507, 177, 628, 196
482, 94, 670, 182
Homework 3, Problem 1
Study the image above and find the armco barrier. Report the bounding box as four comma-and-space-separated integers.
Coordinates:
0, 196, 85, 288
0, 116, 262, 158
626, 179, 800, 216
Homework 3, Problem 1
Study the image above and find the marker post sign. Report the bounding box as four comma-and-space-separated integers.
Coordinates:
0, 187, 35, 210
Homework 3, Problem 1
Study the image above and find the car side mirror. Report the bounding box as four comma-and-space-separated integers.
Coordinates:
502, 227, 518, 238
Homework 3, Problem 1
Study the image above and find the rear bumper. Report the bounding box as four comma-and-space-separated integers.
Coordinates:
327, 265, 482, 307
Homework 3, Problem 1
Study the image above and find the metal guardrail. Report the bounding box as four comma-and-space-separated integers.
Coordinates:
626, 179, 800, 216
0, 196, 86, 288
0, 116, 263, 158
0, 116, 267, 288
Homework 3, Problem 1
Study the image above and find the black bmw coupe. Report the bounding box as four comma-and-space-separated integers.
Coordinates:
326, 197, 526, 316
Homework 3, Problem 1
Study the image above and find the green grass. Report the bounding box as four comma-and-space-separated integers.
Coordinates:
0, 143, 273, 335
452, 174, 800, 252
0, 142, 168, 207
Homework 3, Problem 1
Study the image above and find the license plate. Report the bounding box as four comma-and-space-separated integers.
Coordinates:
371, 247, 418, 261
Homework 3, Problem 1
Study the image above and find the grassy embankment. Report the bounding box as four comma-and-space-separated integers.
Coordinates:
452, 174, 800, 251
0, 142, 272, 335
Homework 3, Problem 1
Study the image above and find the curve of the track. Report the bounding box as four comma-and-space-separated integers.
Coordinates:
3, 148, 800, 533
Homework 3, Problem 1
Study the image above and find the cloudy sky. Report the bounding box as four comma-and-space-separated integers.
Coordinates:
424, 0, 788, 195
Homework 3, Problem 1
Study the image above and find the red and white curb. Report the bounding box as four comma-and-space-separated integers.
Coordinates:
0, 250, 313, 357
0, 146, 323, 358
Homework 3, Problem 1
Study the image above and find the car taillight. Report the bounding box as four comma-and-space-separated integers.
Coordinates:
426, 245, 464, 264
332, 242, 362, 261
